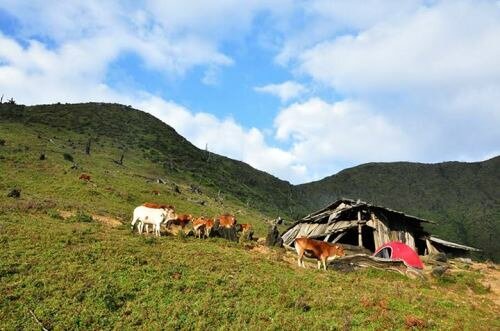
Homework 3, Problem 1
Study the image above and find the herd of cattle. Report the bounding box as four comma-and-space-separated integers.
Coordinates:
131, 202, 252, 239
130, 202, 345, 270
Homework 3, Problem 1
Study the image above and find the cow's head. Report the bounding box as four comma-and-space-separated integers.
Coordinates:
335, 244, 345, 257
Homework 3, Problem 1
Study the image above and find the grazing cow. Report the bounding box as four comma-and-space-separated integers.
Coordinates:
151, 190, 160, 196
238, 223, 252, 232
204, 218, 214, 237
192, 217, 207, 239
192, 217, 214, 238
142, 202, 174, 210
218, 214, 237, 228
131, 206, 176, 237
294, 237, 345, 270
79, 174, 91, 181
171, 214, 192, 228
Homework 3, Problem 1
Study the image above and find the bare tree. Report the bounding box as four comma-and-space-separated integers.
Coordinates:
85, 138, 91, 155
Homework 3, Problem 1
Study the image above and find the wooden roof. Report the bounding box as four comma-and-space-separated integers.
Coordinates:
429, 236, 481, 252
301, 198, 436, 224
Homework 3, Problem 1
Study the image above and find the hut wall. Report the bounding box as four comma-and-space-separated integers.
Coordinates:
369, 213, 391, 249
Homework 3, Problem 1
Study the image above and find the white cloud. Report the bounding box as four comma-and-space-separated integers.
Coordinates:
254, 81, 307, 102
275, 98, 411, 167
1, 1, 499, 184
298, 1, 500, 94
0, 31, 310, 183
284, 0, 500, 167
135, 96, 309, 183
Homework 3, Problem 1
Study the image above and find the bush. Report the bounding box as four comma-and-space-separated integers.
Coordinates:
63, 153, 74, 162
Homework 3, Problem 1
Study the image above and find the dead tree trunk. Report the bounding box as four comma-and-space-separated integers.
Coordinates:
85, 138, 91, 155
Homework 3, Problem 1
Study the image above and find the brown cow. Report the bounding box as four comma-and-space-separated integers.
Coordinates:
204, 218, 214, 237
171, 214, 192, 228
192, 217, 207, 239
79, 174, 91, 181
192, 217, 214, 238
294, 237, 345, 270
238, 223, 252, 232
218, 213, 236, 228
142, 202, 174, 210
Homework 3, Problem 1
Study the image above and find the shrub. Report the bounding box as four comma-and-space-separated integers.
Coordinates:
63, 153, 74, 162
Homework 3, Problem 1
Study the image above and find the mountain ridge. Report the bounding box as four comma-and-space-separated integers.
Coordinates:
1, 102, 498, 260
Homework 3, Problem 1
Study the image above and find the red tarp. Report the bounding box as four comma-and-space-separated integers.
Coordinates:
373, 241, 424, 269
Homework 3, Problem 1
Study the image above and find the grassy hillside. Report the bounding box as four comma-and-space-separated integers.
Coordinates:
1, 213, 498, 329
1, 102, 498, 261
0, 106, 273, 236
297, 158, 500, 261
0, 102, 300, 221
1, 102, 499, 329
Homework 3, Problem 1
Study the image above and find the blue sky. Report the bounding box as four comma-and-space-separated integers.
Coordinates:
0, 1, 499, 184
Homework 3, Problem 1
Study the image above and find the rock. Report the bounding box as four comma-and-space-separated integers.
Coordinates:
431, 265, 449, 277
7, 188, 21, 198
455, 257, 472, 264
432, 253, 448, 263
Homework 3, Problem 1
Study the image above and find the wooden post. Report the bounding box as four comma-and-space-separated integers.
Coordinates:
357, 211, 363, 247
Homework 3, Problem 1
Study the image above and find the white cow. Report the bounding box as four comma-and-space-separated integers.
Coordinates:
131, 206, 176, 237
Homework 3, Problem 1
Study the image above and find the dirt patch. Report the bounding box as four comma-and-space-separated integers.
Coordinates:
57, 210, 123, 228
58, 210, 76, 219
472, 262, 500, 307
92, 214, 123, 228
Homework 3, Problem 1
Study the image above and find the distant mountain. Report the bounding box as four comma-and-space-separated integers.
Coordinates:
1, 102, 498, 260
296, 157, 500, 261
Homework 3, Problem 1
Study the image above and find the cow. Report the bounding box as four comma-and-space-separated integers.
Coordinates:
204, 218, 214, 237
218, 214, 237, 228
192, 217, 214, 238
142, 202, 174, 210
238, 223, 252, 232
171, 214, 192, 228
131, 205, 176, 237
294, 237, 345, 270
79, 174, 91, 181
192, 217, 207, 239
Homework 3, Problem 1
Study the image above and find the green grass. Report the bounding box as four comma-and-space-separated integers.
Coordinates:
1, 102, 499, 261
1, 212, 498, 330
0, 120, 271, 235
1, 104, 499, 329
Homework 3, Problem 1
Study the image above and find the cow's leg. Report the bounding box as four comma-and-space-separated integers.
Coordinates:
317, 260, 321, 269
322, 258, 327, 271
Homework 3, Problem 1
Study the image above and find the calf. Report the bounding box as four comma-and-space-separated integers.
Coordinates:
218, 214, 236, 228
171, 214, 192, 228
238, 223, 252, 232
192, 217, 207, 239
294, 237, 345, 270
192, 217, 214, 238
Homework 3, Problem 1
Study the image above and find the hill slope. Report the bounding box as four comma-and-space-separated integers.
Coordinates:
1, 102, 498, 260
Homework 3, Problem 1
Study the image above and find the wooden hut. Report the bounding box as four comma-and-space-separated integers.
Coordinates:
281, 199, 479, 256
